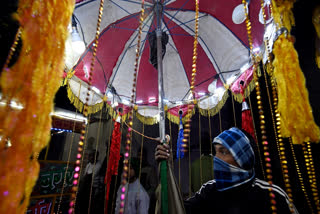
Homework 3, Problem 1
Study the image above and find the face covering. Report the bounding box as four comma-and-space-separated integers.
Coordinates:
213, 127, 255, 191
214, 156, 254, 191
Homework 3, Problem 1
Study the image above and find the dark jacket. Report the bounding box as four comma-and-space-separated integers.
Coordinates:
184, 178, 299, 214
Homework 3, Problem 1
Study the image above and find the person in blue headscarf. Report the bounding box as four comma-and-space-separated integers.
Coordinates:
155, 127, 299, 214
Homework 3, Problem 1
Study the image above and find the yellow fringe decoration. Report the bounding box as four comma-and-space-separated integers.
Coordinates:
135, 111, 160, 125
199, 91, 229, 117
272, 0, 295, 32
232, 79, 255, 103
63, 69, 75, 86
273, 34, 320, 144
0, 0, 74, 213
167, 107, 196, 125
104, 104, 129, 122
66, 81, 104, 115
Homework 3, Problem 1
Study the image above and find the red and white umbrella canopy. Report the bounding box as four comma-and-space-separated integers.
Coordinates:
65, 0, 268, 120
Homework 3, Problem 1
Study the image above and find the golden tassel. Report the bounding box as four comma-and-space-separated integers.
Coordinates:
272, 34, 320, 144
272, 0, 295, 32
272, 0, 320, 144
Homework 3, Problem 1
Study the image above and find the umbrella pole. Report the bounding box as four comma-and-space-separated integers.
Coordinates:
156, 28, 165, 142
155, 2, 169, 214
157, 29, 165, 142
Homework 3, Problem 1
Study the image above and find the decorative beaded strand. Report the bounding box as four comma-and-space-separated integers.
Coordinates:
263, 65, 294, 213
57, 108, 79, 213
288, 137, 314, 213
69, 0, 105, 213
242, 1, 277, 213
260, 2, 294, 204
261, 1, 305, 212
182, 0, 199, 148
248, 95, 266, 180
1, 27, 21, 72
118, 0, 145, 212
72, 114, 91, 211
306, 142, 320, 212
303, 141, 320, 213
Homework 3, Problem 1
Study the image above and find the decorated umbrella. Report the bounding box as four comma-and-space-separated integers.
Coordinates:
63, 2, 269, 213
64, 0, 269, 124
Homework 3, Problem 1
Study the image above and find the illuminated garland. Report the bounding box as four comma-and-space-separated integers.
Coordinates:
182, 0, 199, 149
242, 1, 277, 213
119, 0, 145, 213
260, 1, 295, 212
69, 0, 105, 213
0, 0, 74, 213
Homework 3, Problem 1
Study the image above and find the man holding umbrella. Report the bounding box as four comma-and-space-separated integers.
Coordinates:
155, 127, 298, 214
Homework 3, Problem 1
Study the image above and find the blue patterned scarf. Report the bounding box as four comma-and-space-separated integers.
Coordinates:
213, 127, 255, 191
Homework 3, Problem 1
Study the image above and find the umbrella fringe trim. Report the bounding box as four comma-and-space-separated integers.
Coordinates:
167, 107, 196, 125
198, 91, 229, 117
231, 79, 255, 103
66, 83, 104, 114
65, 79, 253, 124
135, 111, 160, 125
105, 104, 129, 122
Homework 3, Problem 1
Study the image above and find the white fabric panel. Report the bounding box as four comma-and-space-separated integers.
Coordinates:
69, 77, 103, 106
166, 11, 250, 82
109, 16, 153, 99
162, 29, 191, 102
74, 0, 145, 46
137, 107, 160, 118
65, 35, 79, 70
198, 88, 227, 110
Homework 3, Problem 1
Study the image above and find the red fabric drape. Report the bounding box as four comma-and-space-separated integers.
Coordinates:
104, 120, 121, 214
240, 85, 255, 140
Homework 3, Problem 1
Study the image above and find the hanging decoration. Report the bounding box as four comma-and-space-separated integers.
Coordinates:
117, 0, 145, 213
242, 0, 277, 213
104, 113, 122, 214
312, 5, 320, 69
0, 0, 74, 213
240, 83, 255, 140
176, 111, 185, 159
272, 0, 320, 144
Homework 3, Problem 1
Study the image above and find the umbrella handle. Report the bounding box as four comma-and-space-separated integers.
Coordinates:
160, 160, 168, 214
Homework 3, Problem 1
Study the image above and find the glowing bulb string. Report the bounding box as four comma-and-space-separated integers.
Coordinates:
1, 27, 21, 72
182, 0, 200, 151
69, 0, 105, 213
261, 1, 297, 212
242, 1, 277, 213
73, 113, 91, 210
288, 137, 314, 213
248, 95, 266, 181
57, 86, 81, 214
118, 0, 145, 212
303, 141, 320, 213
88, 108, 104, 213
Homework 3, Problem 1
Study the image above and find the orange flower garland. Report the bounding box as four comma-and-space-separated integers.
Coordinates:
0, 0, 74, 213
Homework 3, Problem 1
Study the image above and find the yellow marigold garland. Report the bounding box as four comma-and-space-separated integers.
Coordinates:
0, 0, 74, 213
272, 34, 320, 144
